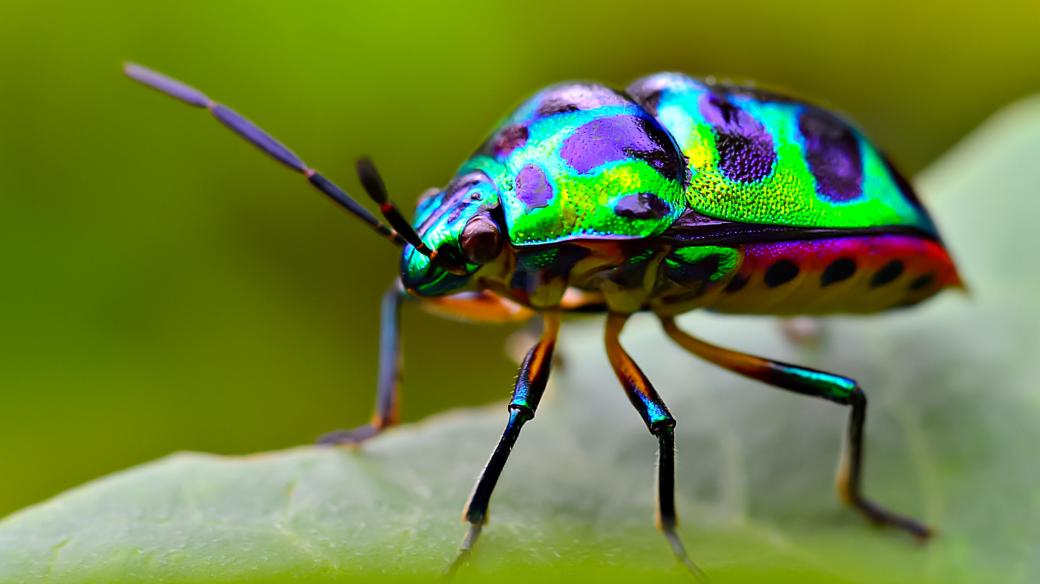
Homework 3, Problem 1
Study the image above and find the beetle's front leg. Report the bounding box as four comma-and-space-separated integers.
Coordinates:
319, 281, 406, 445
320, 287, 534, 446
661, 316, 932, 540
447, 311, 559, 574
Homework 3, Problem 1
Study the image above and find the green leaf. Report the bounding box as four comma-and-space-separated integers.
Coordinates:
3, 98, 1040, 584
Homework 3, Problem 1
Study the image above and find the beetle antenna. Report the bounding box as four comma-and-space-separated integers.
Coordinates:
355, 158, 438, 260
123, 62, 404, 246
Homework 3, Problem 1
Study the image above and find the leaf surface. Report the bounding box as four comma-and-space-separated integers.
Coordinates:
3, 99, 1040, 584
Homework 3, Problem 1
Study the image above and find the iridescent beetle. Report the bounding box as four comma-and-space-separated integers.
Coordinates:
125, 64, 962, 575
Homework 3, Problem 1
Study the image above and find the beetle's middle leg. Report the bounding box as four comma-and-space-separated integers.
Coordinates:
447, 311, 559, 574
605, 313, 705, 579
660, 316, 932, 540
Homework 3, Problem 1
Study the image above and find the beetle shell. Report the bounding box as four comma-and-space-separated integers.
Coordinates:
460, 73, 937, 248
627, 72, 937, 236
407, 72, 960, 314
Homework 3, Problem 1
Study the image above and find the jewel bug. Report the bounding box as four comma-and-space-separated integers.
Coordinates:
125, 64, 962, 575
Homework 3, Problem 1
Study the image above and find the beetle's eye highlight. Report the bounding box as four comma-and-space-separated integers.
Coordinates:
460, 214, 503, 264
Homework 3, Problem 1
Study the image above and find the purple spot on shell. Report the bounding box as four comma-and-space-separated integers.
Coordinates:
535, 83, 630, 117
798, 108, 863, 202
516, 164, 553, 209
615, 193, 671, 220
699, 92, 775, 183
560, 115, 685, 180
490, 124, 528, 158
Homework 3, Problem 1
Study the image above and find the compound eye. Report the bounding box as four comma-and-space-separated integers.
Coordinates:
460, 214, 503, 264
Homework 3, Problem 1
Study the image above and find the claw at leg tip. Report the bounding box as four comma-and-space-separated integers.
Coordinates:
445, 524, 482, 577
664, 529, 708, 581
316, 425, 377, 447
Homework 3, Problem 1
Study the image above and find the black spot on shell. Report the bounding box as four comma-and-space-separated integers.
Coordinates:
764, 260, 799, 288
700, 92, 775, 183
724, 273, 749, 293
908, 272, 936, 291
820, 258, 856, 287
870, 260, 905, 287
799, 108, 864, 202
615, 193, 672, 220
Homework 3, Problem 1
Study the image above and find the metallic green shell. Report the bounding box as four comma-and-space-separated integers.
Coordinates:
459, 83, 690, 246
626, 73, 937, 235
402, 73, 944, 298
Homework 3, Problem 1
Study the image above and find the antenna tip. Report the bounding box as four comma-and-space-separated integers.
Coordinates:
122, 61, 146, 78
355, 157, 388, 204
123, 61, 211, 108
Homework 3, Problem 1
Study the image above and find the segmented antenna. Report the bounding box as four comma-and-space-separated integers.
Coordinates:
355, 158, 438, 259
124, 62, 435, 256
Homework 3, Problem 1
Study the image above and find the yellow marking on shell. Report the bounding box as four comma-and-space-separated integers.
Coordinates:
685, 125, 715, 171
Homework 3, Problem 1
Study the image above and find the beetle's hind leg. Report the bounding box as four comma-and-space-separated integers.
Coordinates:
660, 317, 932, 541
447, 312, 560, 575
605, 313, 706, 579
319, 282, 405, 446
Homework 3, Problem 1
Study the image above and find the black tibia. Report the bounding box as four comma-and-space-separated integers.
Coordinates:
660, 316, 932, 541
319, 283, 405, 445
839, 392, 931, 539
447, 313, 559, 575
604, 313, 703, 578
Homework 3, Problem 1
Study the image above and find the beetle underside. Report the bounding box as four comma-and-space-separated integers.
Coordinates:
447, 230, 961, 319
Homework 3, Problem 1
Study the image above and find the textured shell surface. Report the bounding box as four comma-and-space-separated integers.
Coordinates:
462, 82, 690, 246
627, 72, 937, 236
456, 72, 938, 247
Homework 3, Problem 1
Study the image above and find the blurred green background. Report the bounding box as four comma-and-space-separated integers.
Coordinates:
1, 0, 1038, 518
